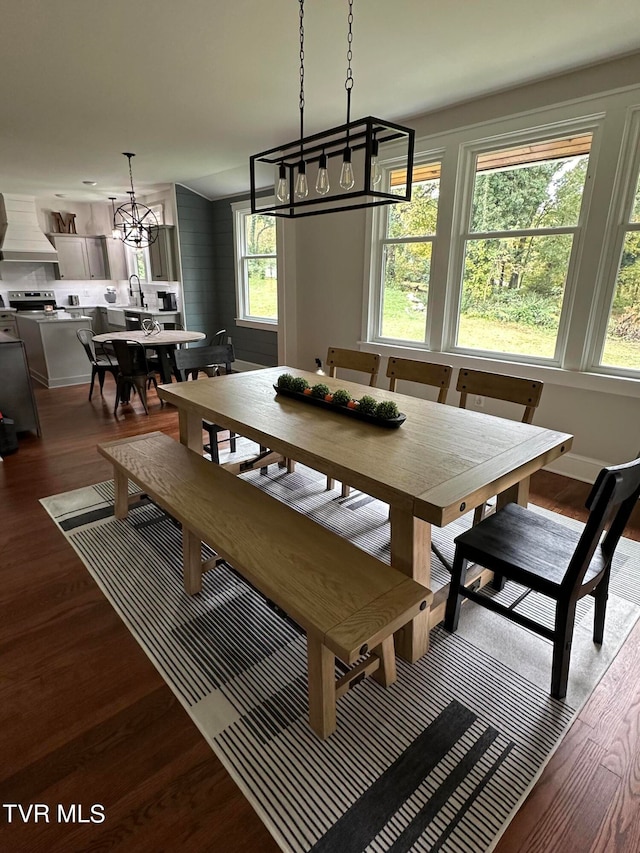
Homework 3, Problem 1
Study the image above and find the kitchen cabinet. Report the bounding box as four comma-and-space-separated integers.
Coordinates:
50, 235, 109, 280
0, 311, 18, 338
0, 333, 41, 434
149, 225, 177, 281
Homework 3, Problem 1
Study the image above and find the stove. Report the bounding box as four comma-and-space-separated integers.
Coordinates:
8, 290, 59, 312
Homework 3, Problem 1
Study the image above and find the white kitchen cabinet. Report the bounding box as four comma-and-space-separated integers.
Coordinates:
149, 225, 177, 281
85, 237, 107, 279
0, 333, 41, 434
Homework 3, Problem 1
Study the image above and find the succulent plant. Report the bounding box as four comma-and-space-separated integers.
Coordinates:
290, 376, 310, 393
277, 373, 295, 390
311, 383, 331, 399
332, 389, 351, 406
358, 395, 378, 416
375, 400, 400, 420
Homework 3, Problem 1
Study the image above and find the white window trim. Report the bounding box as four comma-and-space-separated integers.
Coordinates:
232, 199, 279, 330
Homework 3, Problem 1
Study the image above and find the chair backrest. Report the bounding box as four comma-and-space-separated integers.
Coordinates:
125, 315, 142, 331
211, 328, 227, 346
566, 457, 640, 590
326, 347, 380, 387
173, 343, 235, 381
76, 328, 98, 365
111, 339, 151, 377
456, 368, 543, 423
386, 357, 452, 404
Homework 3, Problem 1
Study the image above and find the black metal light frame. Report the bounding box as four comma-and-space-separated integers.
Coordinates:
251, 116, 415, 218
113, 153, 159, 248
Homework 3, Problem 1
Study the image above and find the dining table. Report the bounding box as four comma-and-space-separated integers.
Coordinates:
93, 329, 206, 384
157, 365, 573, 663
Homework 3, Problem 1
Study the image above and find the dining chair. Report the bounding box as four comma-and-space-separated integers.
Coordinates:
386, 356, 454, 568
76, 328, 119, 401
173, 344, 238, 463
457, 368, 544, 526
444, 456, 640, 699
325, 347, 382, 496
111, 339, 164, 415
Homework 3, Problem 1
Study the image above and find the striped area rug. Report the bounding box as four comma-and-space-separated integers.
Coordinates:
41, 455, 640, 853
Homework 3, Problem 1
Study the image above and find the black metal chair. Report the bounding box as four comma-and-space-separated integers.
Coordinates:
173, 344, 237, 461
111, 339, 164, 415
444, 456, 640, 699
76, 328, 119, 401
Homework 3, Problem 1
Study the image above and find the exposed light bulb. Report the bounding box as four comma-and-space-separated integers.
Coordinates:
294, 160, 309, 199
371, 138, 382, 186
315, 152, 330, 195
276, 163, 290, 203
339, 147, 355, 190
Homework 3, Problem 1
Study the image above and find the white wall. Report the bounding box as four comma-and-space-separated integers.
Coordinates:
289, 53, 640, 481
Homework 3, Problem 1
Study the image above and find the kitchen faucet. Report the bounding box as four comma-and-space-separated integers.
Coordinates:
128, 274, 145, 308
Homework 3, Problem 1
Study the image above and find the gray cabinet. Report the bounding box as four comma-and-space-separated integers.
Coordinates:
0, 311, 18, 338
149, 226, 177, 281
50, 235, 110, 280
0, 333, 41, 435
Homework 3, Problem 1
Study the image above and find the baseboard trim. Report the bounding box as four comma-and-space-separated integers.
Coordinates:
544, 451, 607, 484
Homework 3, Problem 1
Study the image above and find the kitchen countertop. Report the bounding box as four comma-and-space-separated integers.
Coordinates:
16, 311, 92, 323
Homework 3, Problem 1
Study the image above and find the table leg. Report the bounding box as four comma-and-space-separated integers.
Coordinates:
389, 506, 431, 663
178, 409, 203, 453
156, 346, 175, 384
496, 476, 530, 509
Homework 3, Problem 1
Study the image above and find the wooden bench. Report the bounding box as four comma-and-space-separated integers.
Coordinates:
98, 431, 432, 739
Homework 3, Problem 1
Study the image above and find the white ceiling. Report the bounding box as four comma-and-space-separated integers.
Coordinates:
1, 0, 639, 203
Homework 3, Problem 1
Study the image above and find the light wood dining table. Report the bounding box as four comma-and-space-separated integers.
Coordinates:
158, 366, 573, 663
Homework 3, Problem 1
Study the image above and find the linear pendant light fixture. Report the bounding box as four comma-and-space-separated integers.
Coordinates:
112, 153, 159, 248
250, 0, 415, 218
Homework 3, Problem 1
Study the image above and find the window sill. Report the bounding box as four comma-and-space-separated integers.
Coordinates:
235, 318, 279, 332
359, 341, 640, 399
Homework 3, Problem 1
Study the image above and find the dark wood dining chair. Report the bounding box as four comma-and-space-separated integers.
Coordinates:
325, 347, 382, 496
457, 368, 544, 527
76, 328, 118, 401
111, 339, 163, 415
173, 344, 237, 463
444, 456, 640, 699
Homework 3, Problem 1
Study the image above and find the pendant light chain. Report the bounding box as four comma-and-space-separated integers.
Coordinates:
344, 0, 354, 126
127, 154, 136, 196
299, 0, 305, 152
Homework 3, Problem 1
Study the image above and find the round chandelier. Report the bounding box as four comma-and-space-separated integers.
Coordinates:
113, 153, 159, 248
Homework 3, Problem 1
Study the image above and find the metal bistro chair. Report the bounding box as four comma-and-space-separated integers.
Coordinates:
76, 328, 119, 401
173, 343, 237, 462
111, 339, 164, 416
325, 347, 382, 497
444, 456, 640, 699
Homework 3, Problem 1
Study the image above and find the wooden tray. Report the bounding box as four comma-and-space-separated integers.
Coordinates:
273, 385, 406, 428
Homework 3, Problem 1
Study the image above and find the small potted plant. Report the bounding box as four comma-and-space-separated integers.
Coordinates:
311, 383, 331, 399
290, 376, 311, 393
358, 395, 378, 416
332, 389, 351, 407
375, 400, 399, 420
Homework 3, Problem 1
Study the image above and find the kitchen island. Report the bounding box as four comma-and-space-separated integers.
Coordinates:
16, 311, 93, 388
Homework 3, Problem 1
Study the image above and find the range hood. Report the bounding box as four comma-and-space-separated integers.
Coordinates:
0, 194, 59, 263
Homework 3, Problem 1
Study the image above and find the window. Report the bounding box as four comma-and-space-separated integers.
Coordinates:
233, 204, 278, 326
374, 161, 441, 342
600, 159, 640, 370
456, 134, 592, 360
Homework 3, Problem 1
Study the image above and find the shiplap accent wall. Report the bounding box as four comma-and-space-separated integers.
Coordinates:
175, 185, 217, 340
211, 193, 277, 367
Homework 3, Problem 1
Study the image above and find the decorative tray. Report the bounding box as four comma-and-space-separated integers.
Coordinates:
273, 385, 406, 428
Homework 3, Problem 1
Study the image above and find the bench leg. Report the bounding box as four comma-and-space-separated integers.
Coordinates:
182, 527, 203, 595
307, 637, 336, 739
371, 636, 397, 688
113, 469, 129, 519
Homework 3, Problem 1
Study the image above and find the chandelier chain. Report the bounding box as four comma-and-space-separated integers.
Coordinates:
299, 0, 305, 153
345, 0, 354, 92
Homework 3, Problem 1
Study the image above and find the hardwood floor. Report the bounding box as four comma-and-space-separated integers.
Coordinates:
1, 382, 639, 852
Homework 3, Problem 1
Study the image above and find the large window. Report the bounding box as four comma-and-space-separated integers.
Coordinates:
601, 163, 640, 370
233, 205, 278, 326
457, 135, 591, 359
375, 162, 441, 341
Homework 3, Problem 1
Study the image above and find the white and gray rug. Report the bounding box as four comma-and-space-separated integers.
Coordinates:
41, 446, 640, 853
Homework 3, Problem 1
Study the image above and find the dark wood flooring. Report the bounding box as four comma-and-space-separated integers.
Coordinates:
1, 382, 639, 852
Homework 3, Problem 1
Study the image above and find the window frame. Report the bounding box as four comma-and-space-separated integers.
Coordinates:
232, 200, 279, 331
